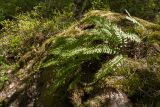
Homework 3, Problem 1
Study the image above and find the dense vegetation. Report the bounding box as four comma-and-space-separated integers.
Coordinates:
0, 0, 160, 107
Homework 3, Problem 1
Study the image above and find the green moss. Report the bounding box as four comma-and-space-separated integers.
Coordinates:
122, 74, 142, 96
148, 31, 160, 43
31, 11, 160, 106
1, 10, 160, 106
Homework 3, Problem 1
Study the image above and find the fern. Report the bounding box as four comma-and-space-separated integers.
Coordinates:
42, 16, 141, 93
95, 55, 124, 81
89, 16, 141, 43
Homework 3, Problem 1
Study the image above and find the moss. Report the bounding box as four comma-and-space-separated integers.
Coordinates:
26, 11, 160, 106
33, 10, 160, 106
122, 74, 142, 96
148, 31, 160, 44
1, 10, 160, 106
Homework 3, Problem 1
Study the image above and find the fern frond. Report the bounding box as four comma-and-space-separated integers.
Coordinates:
95, 55, 124, 81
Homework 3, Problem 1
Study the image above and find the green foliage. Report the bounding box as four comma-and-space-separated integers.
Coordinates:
0, 64, 9, 89
42, 16, 141, 93
90, 0, 109, 10
0, 15, 38, 54
0, 8, 5, 21
0, 8, 74, 61
0, 0, 73, 22
95, 55, 123, 81
0, 48, 9, 89
109, 0, 160, 21
0, 6, 75, 90
0, 0, 159, 105
44, 0, 73, 11
0, 0, 40, 21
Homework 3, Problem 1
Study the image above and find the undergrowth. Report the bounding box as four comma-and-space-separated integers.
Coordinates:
0, 8, 75, 90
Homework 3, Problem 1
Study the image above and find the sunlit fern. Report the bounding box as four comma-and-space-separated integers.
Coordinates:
42, 16, 141, 92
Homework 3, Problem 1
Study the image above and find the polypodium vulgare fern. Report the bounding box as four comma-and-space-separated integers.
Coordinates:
42, 16, 141, 92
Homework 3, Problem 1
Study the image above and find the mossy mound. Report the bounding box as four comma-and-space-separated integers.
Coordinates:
0, 10, 160, 107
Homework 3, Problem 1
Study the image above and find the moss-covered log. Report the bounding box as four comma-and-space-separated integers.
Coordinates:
0, 10, 160, 107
